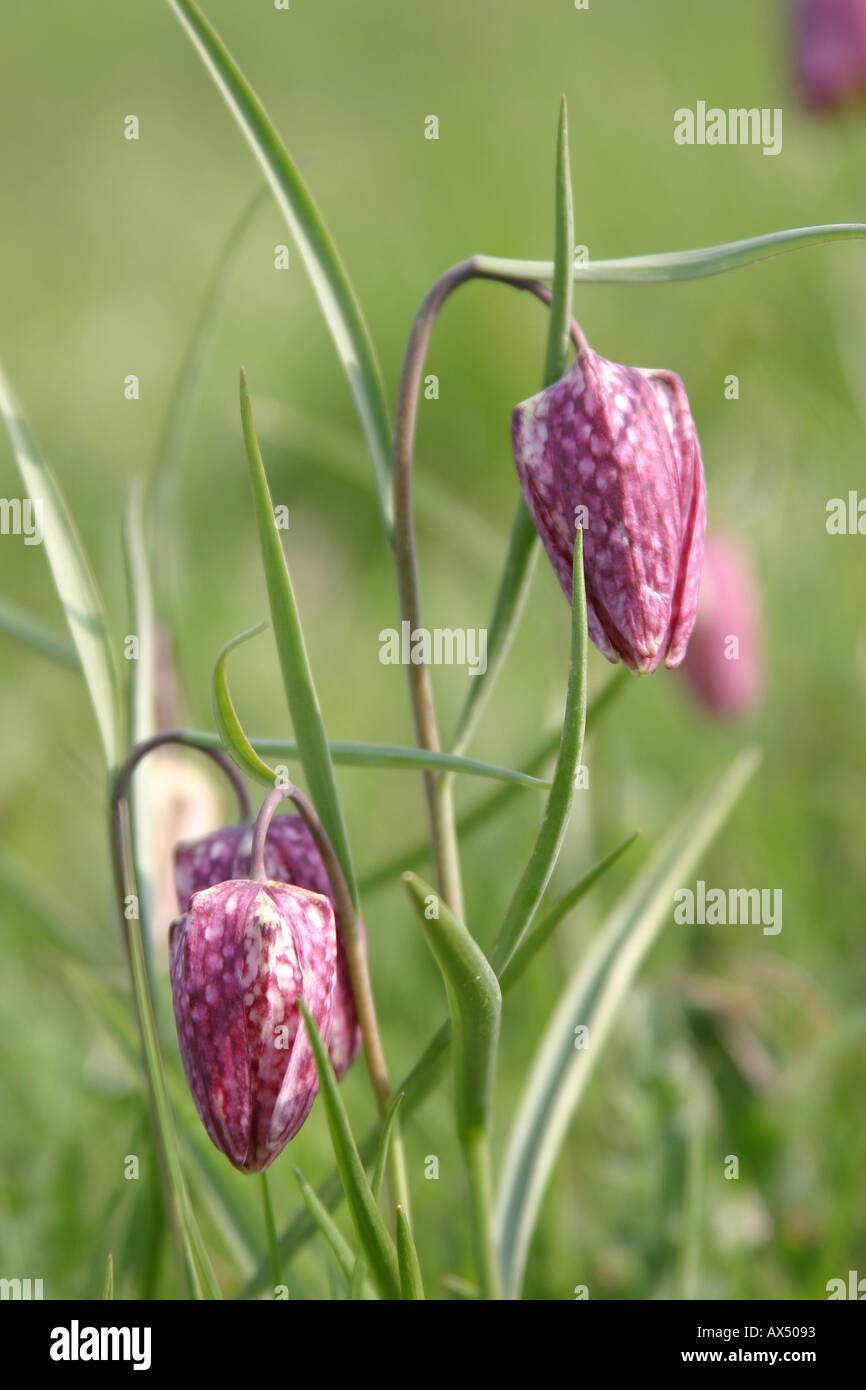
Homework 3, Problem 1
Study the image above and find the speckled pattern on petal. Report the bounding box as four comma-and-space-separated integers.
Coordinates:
173, 813, 362, 1080
512, 346, 707, 674
169, 878, 337, 1172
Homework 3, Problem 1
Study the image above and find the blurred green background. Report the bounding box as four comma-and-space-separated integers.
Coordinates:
1, 0, 865, 1300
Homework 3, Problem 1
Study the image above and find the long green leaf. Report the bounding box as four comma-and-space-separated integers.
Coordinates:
102, 1253, 115, 1301
168, 0, 393, 533
396, 1207, 425, 1301
360, 672, 629, 896
212, 624, 279, 784
196, 716, 550, 788
500, 831, 640, 989
0, 597, 79, 670
490, 528, 588, 974
449, 101, 574, 762
495, 747, 761, 1299
475, 223, 866, 285
240, 372, 359, 906
449, 501, 539, 761
292, 1166, 358, 1284
371, 1090, 405, 1200
541, 97, 575, 391
0, 364, 122, 767
403, 872, 501, 1140
123, 478, 157, 959
181, 1136, 262, 1281
300, 1003, 401, 1300
148, 190, 266, 610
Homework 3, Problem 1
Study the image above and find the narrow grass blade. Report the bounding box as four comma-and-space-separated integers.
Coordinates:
449, 101, 574, 762
240, 371, 359, 906
490, 528, 588, 974
476, 223, 866, 285
300, 1003, 401, 1300
541, 96, 575, 389
181, 1135, 262, 1280
449, 501, 539, 760
500, 831, 640, 988
0, 597, 79, 670
123, 479, 157, 960
350, 1257, 368, 1301
212, 624, 278, 784
0, 364, 122, 768
168, 0, 393, 532
102, 1253, 115, 1300
192, 723, 549, 787
293, 1166, 357, 1284
371, 1090, 405, 1200
495, 747, 761, 1299
148, 190, 266, 595
403, 873, 501, 1139
360, 672, 628, 896
396, 1207, 425, 1300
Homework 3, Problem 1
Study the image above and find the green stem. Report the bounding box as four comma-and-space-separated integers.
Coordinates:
392, 262, 576, 922
109, 792, 220, 1299
260, 1172, 282, 1291
464, 1128, 501, 1300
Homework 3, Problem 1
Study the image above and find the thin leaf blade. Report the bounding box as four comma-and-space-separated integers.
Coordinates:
240, 372, 359, 906
0, 365, 122, 767
396, 1207, 425, 1301
490, 528, 589, 974
168, 0, 393, 531
300, 1002, 401, 1301
495, 747, 761, 1299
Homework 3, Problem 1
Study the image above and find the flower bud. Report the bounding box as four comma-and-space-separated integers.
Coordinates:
174, 814, 361, 1078
680, 533, 763, 717
512, 343, 706, 674
796, 0, 866, 110
169, 878, 337, 1172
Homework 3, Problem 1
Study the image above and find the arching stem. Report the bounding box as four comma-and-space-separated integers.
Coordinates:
392, 259, 584, 922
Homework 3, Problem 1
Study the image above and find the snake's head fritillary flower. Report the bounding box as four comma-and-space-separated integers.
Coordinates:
796, 0, 866, 109
680, 533, 764, 718
169, 878, 337, 1173
512, 339, 706, 674
174, 814, 362, 1078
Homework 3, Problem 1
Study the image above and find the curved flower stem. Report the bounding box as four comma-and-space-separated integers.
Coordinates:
108, 729, 251, 1298
109, 755, 224, 1299
251, 784, 412, 1219
113, 729, 252, 821
393, 260, 584, 921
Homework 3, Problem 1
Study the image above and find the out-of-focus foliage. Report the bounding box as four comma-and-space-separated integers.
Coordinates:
0, 0, 864, 1298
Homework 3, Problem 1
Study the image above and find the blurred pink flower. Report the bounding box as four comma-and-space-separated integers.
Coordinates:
681, 533, 764, 717
796, 0, 866, 109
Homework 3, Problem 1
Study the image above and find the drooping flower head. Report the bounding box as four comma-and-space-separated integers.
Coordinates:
512, 338, 706, 674
169, 878, 337, 1173
680, 532, 764, 718
174, 813, 362, 1079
